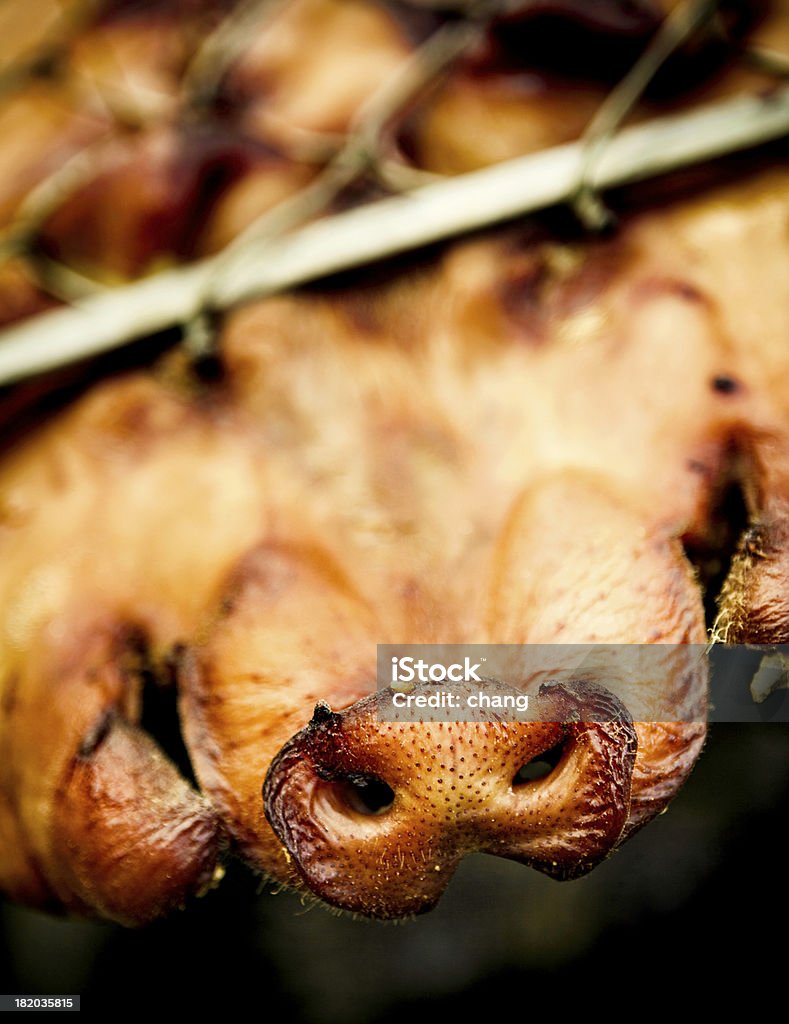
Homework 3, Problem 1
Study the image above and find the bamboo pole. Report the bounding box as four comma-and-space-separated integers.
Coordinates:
0, 86, 787, 386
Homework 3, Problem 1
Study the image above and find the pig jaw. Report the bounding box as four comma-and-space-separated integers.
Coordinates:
264, 680, 639, 919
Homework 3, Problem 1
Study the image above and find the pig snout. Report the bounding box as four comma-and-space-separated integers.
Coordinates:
263, 680, 637, 918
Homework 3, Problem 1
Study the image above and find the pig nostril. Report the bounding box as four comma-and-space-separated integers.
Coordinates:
512, 740, 566, 786
333, 774, 395, 816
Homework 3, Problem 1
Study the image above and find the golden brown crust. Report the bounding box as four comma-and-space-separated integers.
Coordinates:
0, 1, 787, 922
3, 170, 789, 919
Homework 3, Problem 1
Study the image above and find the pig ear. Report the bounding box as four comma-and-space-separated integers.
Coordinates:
53, 714, 222, 925
715, 439, 789, 645
0, 612, 223, 925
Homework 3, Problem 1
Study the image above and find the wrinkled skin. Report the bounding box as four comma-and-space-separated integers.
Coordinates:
0, 0, 788, 925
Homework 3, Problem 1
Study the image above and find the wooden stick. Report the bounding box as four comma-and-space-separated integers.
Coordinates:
574, 0, 718, 229
0, 86, 787, 386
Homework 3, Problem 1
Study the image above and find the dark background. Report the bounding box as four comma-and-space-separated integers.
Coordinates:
2, 723, 786, 1019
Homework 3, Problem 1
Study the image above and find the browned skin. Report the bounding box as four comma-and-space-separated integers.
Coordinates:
53, 716, 220, 927
264, 680, 639, 918
716, 444, 789, 644
711, 267, 789, 646
2, 170, 786, 922
0, 2, 788, 924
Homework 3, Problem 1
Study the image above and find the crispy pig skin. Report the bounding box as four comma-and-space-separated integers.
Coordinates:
0, 1, 788, 922
1, 170, 788, 920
